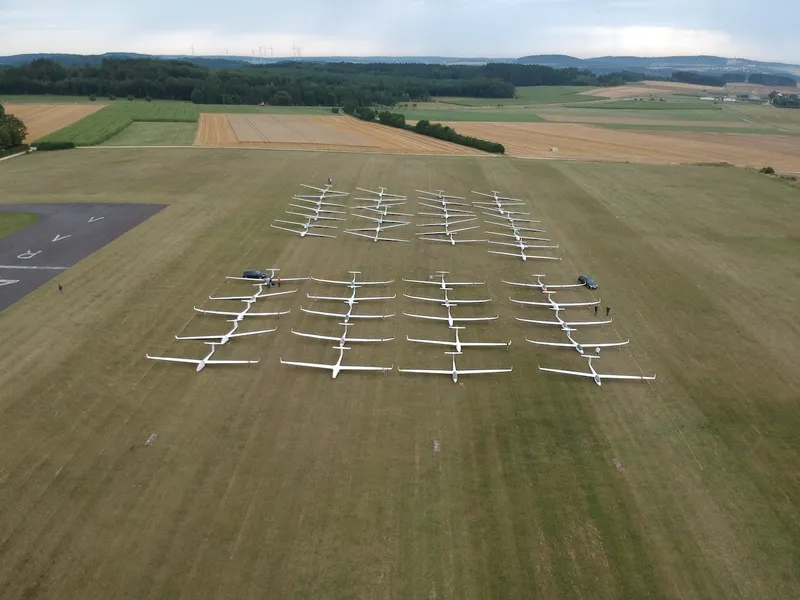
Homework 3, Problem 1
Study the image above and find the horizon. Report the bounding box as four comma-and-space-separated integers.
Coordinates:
2, 1, 798, 65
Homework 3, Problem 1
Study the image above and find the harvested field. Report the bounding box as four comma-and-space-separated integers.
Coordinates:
4, 103, 104, 141
537, 113, 759, 127
586, 80, 726, 98
726, 82, 799, 96
194, 113, 482, 154
437, 121, 800, 170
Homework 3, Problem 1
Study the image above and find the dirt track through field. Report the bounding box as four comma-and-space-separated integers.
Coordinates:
438, 121, 800, 171
4, 103, 104, 141
194, 113, 482, 155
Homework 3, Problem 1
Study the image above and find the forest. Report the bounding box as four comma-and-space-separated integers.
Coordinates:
0, 58, 646, 107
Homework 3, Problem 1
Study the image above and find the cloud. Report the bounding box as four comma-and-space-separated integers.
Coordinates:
0, 0, 797, 63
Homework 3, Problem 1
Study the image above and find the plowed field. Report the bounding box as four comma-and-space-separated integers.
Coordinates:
437, 121, 800, 171
4, 103, 104, 141
194, 113, 482, 154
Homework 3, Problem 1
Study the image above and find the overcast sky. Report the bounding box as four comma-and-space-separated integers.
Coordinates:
1, 0, 798, 63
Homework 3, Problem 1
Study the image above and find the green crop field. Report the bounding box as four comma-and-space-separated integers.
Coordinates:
101, 122, 198, 146
0, 211, 38, 239
1, 148, 800, 599
538, 105, 747, 123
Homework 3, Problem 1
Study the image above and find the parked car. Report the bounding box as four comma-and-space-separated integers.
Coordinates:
578, 274, 598, 290
242, 269, 269, 279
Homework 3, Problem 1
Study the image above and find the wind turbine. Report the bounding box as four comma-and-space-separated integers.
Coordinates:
188, 44, 195, 57
224, 47, 229, 58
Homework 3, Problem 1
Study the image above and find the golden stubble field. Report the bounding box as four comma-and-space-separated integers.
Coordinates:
587, 80, 727, 99
3, 103, 104, 142
194, 113, 482, 154
438, 121, 800, 171
1, 148, 799, 599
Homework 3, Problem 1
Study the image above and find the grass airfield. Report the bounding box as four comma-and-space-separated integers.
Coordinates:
1, 149, 800, 599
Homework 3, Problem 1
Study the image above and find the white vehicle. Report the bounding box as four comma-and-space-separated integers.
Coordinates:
311, 271, 394, 288
485, 220, 546, 233
539, 354, 655, 386
194, 298, 291, 321
291, 195, 346, 208
175, 319, 277, 344
403, 287, 491, 306
403, 271, 485, 290
404, 304, 498, 328
502, 274, 584, 291
407, 326, 510, 352
345, 228, 410, 243
516, 308, 610, 330
281, 345, 392, 379
488, 239, 560, 262
399, 352, 512, 383
147, 342, 259, 372
208, 286, 297, 301
526, 329, 628, 354
295, 183, 350, 200
271, 219, 338, 239
471, 190, 527, 206
226, 268, 309, 283
292, 322, 394, 347
510, 290, 599, 311
307, 286, 396, 307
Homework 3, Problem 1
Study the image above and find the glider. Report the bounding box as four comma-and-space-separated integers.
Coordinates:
407, 326, 510, 352
147, 342, 259, 372
280, 346, 392, 379
539, 354, 655, 386
399, 352, 512, 383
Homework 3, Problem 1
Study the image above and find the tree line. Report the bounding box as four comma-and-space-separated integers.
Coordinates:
672, 70, 797, 89
1, 57, 649, 108
0, 103, 28, 155
770, 92, 800, 108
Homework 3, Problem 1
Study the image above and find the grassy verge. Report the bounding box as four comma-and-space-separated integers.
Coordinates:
0, 212, 39, 239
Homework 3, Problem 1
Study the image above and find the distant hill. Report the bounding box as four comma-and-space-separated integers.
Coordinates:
516, 54, 800, 79
1, 52, 798, 81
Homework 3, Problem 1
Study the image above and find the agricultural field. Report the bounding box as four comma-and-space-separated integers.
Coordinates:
101, 122, 198, 146
438, 121, 800, 171
2, 103, 104, 141
194, 113, 483, 154
1, 148, 799, 599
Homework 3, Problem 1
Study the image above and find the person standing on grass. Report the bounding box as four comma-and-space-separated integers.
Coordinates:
606, 306, 611, 317
328, 177, 333, 185
594, 305, 598, 316
57, 283, 63, 295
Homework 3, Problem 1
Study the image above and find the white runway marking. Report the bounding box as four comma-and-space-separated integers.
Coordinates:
0, 265, 68, 270
51, 234, 71, 242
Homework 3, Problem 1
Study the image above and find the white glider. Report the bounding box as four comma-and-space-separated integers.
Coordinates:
175, 320, 277, 343
291, 322, 394, 346
485, 220, 546, 233
502, 274, 584, 290
399, 352, 512, 383
271, 219, 338, 239
194, 299, 291, 321
147, 342, 259, 372
510, 291, 599, 310
226, 268, 309, 283
526, 329, 629, 354
407, 327, 510, 352
302, 305, 394, 322
307, 287, 395, 305
345, 229, 410, 243
516, 308, 610, 330
280, 346, 392, 379
404, 305, 498, 328
403, 271, 485, 289
471, 190, 527, 205
403, 288, 491, 305
416, 189, 467, 201
311, 271, 394, 287
208, 287, 297, 301
539, 354, 655, 386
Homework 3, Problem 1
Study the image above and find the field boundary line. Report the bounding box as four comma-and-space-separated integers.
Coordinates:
77, 145, 501, 158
